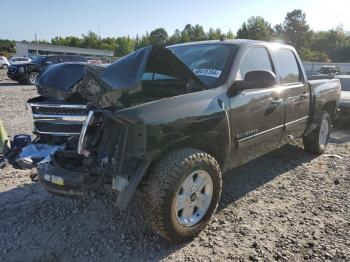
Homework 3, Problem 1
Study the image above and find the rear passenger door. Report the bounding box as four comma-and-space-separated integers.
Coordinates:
273, 49, 309, 138
229, 46, 285, 168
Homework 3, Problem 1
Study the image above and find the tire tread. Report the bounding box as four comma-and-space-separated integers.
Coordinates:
143, 148, 222, 242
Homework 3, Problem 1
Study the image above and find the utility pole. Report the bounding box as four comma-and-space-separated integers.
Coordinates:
35, 33, 38, 55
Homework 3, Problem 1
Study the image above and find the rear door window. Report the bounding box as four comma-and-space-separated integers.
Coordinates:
274, 49, 302, 84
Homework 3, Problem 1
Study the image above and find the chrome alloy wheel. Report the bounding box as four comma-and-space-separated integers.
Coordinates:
175, 170, 213, 227
319, 118, 329, 146
29, 72, 39, 85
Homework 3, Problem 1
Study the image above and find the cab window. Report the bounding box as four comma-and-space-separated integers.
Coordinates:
237, 47, 273, 80
274, 49, 302, 84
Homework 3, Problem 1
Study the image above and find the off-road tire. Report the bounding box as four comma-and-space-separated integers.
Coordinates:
143, 148, 222, 243
303, 111, 331, 155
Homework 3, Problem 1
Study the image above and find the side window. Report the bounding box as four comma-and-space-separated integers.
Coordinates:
274, 49, 302, 84
141, 72, 154, 81
60, 56, 70, 62
47, 56, 59, 64
237, 47, 273, 80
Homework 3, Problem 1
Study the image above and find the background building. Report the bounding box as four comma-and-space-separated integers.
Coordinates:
15, 41, 114, 59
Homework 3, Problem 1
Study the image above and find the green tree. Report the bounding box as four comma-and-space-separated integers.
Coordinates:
181, 30, 190, 43
236, 16, 274, 41
134, 32, 151, 50
282, 9, 311, 49
274, 24, 284, 39
207, 28, 222, 40
298, 48, 329, 62
167, 29, 182, 45
101, 37, 117, 51
81, 31, 102, 49
309, 29, 350, 62
226, 29, 235, 39
149, 28, 168, 45
182, 24, 206, 42
0, 39, 15, 57
115, 36, 134, 57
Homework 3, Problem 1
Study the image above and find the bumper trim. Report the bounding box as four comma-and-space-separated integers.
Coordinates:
37, 160, 101, 196
33, 114, 87, 121
77, 111, 94, 156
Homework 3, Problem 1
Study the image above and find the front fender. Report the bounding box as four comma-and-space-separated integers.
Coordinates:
102, 86, 231, 208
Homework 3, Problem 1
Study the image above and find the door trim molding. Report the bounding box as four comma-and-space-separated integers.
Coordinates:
237, 124, 284, 143
285, 116, 309, 127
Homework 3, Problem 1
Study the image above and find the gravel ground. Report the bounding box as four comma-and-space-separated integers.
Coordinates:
0, 69, 350, 261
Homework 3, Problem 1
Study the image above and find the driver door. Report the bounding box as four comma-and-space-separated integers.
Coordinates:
228, 46, 285, 168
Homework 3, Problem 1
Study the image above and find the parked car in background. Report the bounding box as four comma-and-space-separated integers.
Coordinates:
9, 57, 31, 65
319, 66, 340, 76
0, 56, 10, 69
5, 40, 341, 243
7, 55, 87, 85
87, 59, 103, 64
309, 65, 341, 80
335, 75, 350, 122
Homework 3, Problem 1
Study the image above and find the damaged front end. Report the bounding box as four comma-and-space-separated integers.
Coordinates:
5, 45, 204, 208
5, 99, 149, 207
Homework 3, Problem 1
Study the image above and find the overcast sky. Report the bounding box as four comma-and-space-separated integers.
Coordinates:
1, 0, 349, 41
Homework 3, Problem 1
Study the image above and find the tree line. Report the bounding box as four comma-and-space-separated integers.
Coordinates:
1, 9, 349, 62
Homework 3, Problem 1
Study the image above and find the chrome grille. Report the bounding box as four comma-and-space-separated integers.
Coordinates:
35, 122, 83, 134
32, 106, 89, 115
28, 102, 89, 136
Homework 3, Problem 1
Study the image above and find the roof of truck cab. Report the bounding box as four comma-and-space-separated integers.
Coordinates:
168, 39, 293, 49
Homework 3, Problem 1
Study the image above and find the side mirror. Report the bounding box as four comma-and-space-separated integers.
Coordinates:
227, 70, 276, 97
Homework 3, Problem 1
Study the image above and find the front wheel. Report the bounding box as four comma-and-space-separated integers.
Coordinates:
2, 64, 8, 69
143, 148, 222, 243
303, 111, 331, 155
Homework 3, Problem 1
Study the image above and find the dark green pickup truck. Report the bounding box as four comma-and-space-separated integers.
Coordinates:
5, 40, 341, 243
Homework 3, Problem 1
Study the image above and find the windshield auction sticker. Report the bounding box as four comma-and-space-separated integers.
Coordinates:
193, 69, 222, 78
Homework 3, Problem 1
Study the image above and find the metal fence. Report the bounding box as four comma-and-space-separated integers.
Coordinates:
303, 62, 350, 76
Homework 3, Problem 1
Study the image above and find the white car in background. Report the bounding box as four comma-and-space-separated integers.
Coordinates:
9, 57, 31, 65
0, 56, 10, 69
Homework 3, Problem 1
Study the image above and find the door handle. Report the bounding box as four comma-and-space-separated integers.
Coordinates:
270, 98, 282, 106
299, 94, 308, 100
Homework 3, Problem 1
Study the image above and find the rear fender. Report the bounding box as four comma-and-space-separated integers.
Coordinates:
304, 80, 341, 136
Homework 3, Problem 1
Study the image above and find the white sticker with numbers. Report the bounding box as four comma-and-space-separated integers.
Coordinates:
193, 68, 222, 78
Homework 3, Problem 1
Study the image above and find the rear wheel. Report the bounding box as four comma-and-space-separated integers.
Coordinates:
143, 148, 222, 243
27, 72, 39, 85
303, 111, 331, 155
2, 64, 8, 70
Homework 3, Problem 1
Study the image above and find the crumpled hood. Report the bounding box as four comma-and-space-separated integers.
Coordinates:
36, 45, 205, 108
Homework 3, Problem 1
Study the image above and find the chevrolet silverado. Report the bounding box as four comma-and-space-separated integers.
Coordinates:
5, 40, 341, 243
